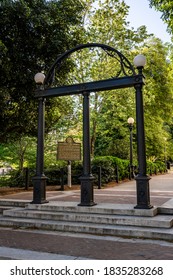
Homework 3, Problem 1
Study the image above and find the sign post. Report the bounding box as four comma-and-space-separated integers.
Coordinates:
67, 161, 71, 188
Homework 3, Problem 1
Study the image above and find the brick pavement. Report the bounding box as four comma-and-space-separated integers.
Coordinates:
0, 228, 173, 260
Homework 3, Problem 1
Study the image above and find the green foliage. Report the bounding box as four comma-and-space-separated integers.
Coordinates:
92, 156, 115, 183
137, 38, 173, 160
45, 168, 65, 186
87, 36, 173, 160
0, 137, 37, 170
0, 168, 32, 188
1, 0, 173, 174
0, 155, 167, 188
0, 0, 86, 142
92, 156, 129, 183
67, 0, 152, 158
149, 0, 173, 35
147, 160, 167, 175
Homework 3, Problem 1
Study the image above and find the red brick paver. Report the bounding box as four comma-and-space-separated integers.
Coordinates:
0, 228, 173, 260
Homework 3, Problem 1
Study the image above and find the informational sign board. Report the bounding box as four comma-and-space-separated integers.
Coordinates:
57, 136, 81, 161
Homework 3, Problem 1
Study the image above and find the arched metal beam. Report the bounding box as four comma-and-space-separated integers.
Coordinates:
44, 43, 136, 87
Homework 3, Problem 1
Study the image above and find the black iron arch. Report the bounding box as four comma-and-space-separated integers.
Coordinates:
36, 43, 141, 99
44, 43, 136, 87
33, 42, 152, 210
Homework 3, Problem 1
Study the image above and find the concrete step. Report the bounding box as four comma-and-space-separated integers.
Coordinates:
27, 202, 158, 217
0, 199, 29, 208
0, 206, 14, 214
1, 201, 173, 242
0, 215, 173, 241
3, 208, 173, 228
158, 199, 173, 215
0, 199, 28, 214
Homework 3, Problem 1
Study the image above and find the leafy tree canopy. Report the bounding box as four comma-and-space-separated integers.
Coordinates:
0, 0, 86, 142
149, 0, 173, 35
1, 0, 173, 169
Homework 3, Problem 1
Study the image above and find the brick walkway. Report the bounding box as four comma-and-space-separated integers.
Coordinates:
0, 227, 173, 260
0, 228, 173, 260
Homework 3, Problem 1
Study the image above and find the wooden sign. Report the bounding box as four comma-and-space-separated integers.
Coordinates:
57, 136, 81, 161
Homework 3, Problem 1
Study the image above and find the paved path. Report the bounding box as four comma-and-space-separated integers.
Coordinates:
1, 172, 173, 206
1, 228, 173, 260
0, 172, 173, 260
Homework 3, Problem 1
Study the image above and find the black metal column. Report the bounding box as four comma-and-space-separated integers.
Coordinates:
134, 69, 152, 209
32, 97, 48, 204
78, 92, 96, 206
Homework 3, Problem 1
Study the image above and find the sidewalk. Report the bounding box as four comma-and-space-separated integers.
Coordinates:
0, 173, 173, 260
1, 227, 173, 260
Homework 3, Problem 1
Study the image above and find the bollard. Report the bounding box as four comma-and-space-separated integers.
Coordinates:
98, 166, 101, 189
115, 165, 119, 183
25, 167, 29, 190
150, 168, 152, 176
60, 168, 64, 191
128, 165, 131, 180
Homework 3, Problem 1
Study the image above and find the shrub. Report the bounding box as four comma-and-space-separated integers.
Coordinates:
0, 157, 167, 188
147, 160, 166, 175
0, 169, 33, 188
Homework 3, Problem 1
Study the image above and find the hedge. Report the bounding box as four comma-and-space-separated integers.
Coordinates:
0, 156, 167, 188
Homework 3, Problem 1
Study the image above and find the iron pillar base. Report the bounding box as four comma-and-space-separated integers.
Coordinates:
78, 175, 96, 206
134, 175, 153, 209
32, 175, 49, 204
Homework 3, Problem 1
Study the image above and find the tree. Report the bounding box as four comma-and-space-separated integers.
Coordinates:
65, 0, 173, 161
149, 0, 173, 35
68, 0, 151, 157
0, 136, 37, 170
2, 0, 173, 169
133, 37, 173, 160
84, 1, 173, 161
0, 0, 86, 142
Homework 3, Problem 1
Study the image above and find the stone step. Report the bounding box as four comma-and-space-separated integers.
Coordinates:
158, 199, 173, 215
158, 207, 173, 215
1, 201, 173, 242
27, 202, 158, 217
0, 206, 14, 214
3, 208, 173, 228
0, 199, 27, 214
0, 199, 28, 208
0, 215, 173, 241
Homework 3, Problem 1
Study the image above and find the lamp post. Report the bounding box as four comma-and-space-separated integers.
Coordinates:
127, 117, 134, 180
164, 137, 167, 171
133, 55, 153, 209
32, 73, 48, 204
